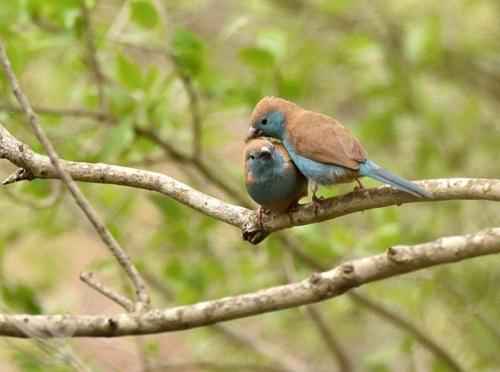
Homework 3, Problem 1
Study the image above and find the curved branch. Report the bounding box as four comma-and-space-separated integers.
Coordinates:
0, 227, 497, 338
0, 123, 248, 227
1, 123, 498, 243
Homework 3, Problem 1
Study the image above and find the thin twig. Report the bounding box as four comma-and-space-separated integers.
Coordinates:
2, 181, 63, 209
349, 291, 463, 371
80, 272, 135, 312
439, 280, 500, 345
304, 306, 352, 372
0, 43, 150, 308
0, 227, 497, 338
80, 2, 107, 111
177, 62, 202, 160
282, 249, 352, 371
0, 104, 113, 122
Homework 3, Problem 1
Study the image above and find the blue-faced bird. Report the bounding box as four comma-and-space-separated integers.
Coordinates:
246, 97, 431, 204
244, 138, 308, 224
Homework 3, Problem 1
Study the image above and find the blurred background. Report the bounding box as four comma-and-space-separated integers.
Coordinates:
0, 0, 499, 370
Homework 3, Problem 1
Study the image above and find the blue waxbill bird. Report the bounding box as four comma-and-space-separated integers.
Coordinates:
246, 97, 431, 204
244, 138, 308, 224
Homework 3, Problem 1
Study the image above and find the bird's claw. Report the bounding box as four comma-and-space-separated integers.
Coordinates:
353, 178, 365, 192
311, 194, 324, 216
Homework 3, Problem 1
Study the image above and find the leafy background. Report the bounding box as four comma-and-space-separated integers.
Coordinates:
0, 0, 498, 370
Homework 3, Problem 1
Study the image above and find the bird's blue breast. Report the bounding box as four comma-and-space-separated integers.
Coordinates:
247, 154, 301, 207
283, 137, 358, 185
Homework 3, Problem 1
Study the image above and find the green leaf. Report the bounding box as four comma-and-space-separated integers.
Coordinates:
116, 53, 143, 90
239, 47, 275, 69
130, 0, 159, 29
99, 118, 135, 160
1, 280, 42, 314
164, 258, 184, 280
256, 29, 287, 59
172, 28, 204, 77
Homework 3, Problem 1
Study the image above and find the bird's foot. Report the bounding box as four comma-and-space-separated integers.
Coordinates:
353, 178, 365, 192
311, 193, 324, 216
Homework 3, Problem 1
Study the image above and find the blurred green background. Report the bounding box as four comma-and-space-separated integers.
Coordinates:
0, 0, 498, 370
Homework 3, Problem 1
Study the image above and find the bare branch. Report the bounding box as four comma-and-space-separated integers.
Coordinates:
282, 248, 352, 371
278, 235, 464, 371
348, 291, 463, 371
304, 306, 352, 372
175, 59, 202, 160
0, 123, 249, 226
133, 126, 250, 205
80, 272, 135, 312
0, 103, 251, 204
0, 122, 498, 241
0, 44, 149, 307
2, 181, 63, 209
0, 227, 497, 338
0, 104, 113, 123
213, 324, 308, 372
81, 2, 107, 111
144, 271, 305, 372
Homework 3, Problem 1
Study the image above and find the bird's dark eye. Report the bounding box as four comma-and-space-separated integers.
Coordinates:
249, 154, 255, 160
261, 118, 268, 125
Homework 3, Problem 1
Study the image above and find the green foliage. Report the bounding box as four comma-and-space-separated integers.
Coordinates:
172, 27, 204, 77
130, 0, 159, 29
239, 47, 276, 69
116, 53, 144, 90
0, 0, 498, 370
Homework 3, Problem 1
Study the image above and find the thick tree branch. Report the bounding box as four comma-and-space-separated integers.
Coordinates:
0, 123, 247, 226
0, 123, 498, 242
144, 270, 306, 372
277, 235, 464, 371
0, 227, 496, 338
0, 44, 149, 308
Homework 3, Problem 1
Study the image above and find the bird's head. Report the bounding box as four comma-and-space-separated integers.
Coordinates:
245, 139, 277, 173
246, 97, 298, 141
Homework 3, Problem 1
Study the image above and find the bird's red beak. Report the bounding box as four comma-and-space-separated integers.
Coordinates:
246, 127, 260, 142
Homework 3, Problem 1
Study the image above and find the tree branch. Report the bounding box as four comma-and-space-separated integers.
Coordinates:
277, 235, 464, 371
144, 269, 306, 372
0, 43, 149, 308
80, 272, 135, 312
0, 227, 496, 338
1, 123, 498, 241
81, 2, 107, 111
304, 306, 352, 372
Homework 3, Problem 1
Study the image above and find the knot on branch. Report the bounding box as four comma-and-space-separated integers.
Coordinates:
387, 245, 415, 264
241, 211, 270, 244
309, 264, 358, 300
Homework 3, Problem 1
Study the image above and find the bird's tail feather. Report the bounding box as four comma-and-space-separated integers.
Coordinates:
359, 160, 431, 198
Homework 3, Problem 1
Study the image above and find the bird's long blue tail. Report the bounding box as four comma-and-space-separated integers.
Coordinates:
359, 159, 431, 198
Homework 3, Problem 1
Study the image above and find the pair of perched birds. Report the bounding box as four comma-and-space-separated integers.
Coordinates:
244, 97, 430, 221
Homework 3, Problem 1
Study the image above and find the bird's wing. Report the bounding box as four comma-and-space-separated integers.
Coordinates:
288, 111, 366, 170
